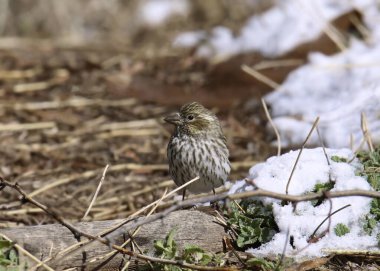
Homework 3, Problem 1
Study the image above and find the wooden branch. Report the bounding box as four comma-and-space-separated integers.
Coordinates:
2, 210, 225, 270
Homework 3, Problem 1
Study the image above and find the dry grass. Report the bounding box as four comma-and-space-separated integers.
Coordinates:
0, 1, 378, 270
0, 48, 268, 228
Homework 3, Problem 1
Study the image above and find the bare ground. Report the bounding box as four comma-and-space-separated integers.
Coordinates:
0, 2, 378, 270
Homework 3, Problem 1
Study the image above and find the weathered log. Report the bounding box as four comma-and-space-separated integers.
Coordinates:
2, 210, 225, 270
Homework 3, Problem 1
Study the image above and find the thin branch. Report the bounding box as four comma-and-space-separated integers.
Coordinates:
1, 179, 85, 241
316, 126, 330, 166
308, 204, 351, 241
228, 189, 380, 202
285, 117, 320, 194
325, 197, 334, 238
278, 228, 290, 269
304, 197, 334, 247
82, 164, 109, 220
261, 98, 281, 156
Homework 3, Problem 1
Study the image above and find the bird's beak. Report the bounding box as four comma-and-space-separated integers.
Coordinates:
164, 112, 181, 125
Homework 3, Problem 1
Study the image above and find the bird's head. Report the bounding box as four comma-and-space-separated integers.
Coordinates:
164, 102, 222, 136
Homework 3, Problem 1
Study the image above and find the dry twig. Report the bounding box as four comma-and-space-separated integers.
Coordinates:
361, 112, 374, 152
1, 98, 136, 111
308, 204, 351, 242
253, 59, 304, 70
241, 64, 280, 89
261, 98, 281, 156
0, 122, 56, 132
82, 164, 109, 220
285, 117, 320, 194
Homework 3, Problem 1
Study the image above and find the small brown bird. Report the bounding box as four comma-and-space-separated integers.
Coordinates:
164, 102, 230, 199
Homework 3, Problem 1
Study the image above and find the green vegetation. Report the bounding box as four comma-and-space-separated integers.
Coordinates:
311, 181, 335, 206
321, 149, 380, 242
148, 201, 280, 271
149, 227, 283, 271
226, 200, 279, 249
357, 147, 380, 190
334, 223, 350, 236
331, 155, 348, 163
357, 147, 380, 244
0, 238, 21, 271
149, 229, 225, 271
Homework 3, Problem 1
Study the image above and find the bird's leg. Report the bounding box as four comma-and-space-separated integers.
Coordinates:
211, 187, 220, 210
181, 188, 197, 210
182, 188, 187, 201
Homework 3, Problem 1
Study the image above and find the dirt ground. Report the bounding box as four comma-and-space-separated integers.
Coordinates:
0, 44, 276, 226
0, 1, 378, 270
0, 3, 359, 226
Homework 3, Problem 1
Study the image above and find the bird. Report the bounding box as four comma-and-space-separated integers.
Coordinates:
164, 102, 231, 199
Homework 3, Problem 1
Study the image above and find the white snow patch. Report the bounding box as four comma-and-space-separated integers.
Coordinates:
171, 0, 380, 148
139, 0, 189, 26
229, 148, 377, 259
173, 0, 380, 58
265, 41, 380, 148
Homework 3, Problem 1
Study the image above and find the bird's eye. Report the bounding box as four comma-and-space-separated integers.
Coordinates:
187, 115, 194, 121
